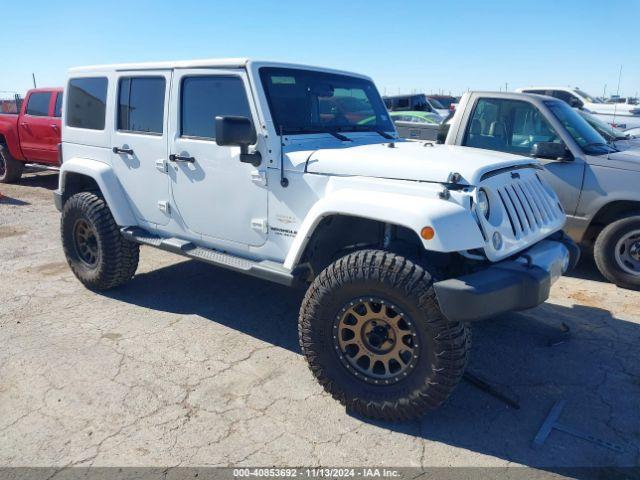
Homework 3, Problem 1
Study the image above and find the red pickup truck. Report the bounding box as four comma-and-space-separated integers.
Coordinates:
0, 87, 63, 183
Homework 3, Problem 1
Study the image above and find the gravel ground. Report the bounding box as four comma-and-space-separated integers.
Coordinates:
1, 172, 639, 475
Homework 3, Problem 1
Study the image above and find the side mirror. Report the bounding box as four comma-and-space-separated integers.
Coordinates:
531, 142, 572, 161
215, 116, 261, 166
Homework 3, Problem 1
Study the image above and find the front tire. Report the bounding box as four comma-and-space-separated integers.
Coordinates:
61, 192, 140, 291
299, 250, 469, 421
0, 145, 24, 184
594, 214, 640, 290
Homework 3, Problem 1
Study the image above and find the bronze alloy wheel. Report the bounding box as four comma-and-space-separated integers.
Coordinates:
333, 297, 420, 385
73, 218, 99, 267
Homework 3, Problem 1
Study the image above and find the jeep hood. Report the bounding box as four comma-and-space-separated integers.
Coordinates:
304, 142, 537, 185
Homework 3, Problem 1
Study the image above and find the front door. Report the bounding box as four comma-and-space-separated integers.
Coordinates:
168, 69, 267, 246
111, 71, 172, 226
20, 91, 58, 163
462, 97, 585, 215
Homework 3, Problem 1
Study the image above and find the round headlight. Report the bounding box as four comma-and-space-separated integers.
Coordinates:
477, 189, 490, 219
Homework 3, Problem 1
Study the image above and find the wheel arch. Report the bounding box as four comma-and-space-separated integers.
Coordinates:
583, 200, 640, 247
283, 189, 485, 271
58, 157, 137, 226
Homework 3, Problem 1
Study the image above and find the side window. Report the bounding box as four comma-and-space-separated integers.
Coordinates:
551, 90, 575, 104
463, 98, 559, 155
180, 76, 251, 139
395, 97, 409, 109
118, 77, 166, 134
25, 92, 51, 116
66, 77, 108, 130
53, 93, 62, 118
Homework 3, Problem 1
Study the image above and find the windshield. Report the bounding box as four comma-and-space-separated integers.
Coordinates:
429, 96, 456, 109
574, 88, 602, 104
427, 97, 445, 109
259, 67, 394, 136
578, 110, 628, 141
545, 100, 614, 155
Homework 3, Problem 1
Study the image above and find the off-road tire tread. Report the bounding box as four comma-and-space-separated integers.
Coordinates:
299, 249, 469, 421
0, 145, 24, 183
61, 192, 139, 291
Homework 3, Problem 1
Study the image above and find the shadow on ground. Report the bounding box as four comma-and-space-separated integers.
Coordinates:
566, 254, 609, 284
103, 258, 640, 475
15, 171, 59, 190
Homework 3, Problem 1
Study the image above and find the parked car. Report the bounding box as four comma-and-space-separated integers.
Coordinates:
625, 127, 640, 137
383, 94, 447, 119
516, 86, 640, 129
55, 59, 576, 421
0, 87, 63, 183
445, 91, 640, 289
361, 110, 441, 141
577, 109, 640, 152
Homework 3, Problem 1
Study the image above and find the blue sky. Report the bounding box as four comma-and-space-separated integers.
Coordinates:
1, 0, 638, 98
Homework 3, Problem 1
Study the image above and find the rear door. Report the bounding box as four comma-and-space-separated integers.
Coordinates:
19, 91, 58, 163
110, 71, 172, 226
168, 69, 267, 246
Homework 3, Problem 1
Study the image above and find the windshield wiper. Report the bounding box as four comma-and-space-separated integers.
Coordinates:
374, 130, 394, 140
337, 125, 394, 139
327, 131, 352, 142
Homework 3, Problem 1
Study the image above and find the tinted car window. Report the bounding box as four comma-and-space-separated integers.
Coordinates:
551, 90, 577, 105
26, 92, 51, 116
118, 77, 166, 134
66, 77, 108, 130
463, 98, 560, 155
181, 76, 251, 139
53, 93, 62, 117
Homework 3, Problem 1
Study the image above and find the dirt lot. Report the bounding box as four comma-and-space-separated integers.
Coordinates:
1, 172, 639, 474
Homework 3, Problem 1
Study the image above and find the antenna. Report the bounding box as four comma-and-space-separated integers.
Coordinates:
32, 73, 37, 88
612, 65, 622, 127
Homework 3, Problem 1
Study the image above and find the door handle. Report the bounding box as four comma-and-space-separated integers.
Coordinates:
112, 147, 134, 155
51, 124, 58, 129
169, 154, 195, 163
20, 122, 28, 128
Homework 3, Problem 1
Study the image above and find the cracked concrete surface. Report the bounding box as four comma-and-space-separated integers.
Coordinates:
1, 172, 639, 473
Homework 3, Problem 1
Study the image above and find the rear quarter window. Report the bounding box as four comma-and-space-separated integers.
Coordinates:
66, 77, 108, 130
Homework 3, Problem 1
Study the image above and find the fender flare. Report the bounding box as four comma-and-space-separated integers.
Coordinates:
283, 188, 485, 269
58, 157, 137, 227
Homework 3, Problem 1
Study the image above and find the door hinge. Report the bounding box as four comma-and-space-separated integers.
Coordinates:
155, 158, 167, 173
158, 200, 171, 214
250, 170, 267, 186
251, 218, 268, 234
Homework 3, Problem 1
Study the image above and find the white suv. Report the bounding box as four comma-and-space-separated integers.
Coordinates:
55, 59, 577, 421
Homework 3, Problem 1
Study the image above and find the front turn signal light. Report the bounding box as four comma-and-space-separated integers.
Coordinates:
421, 227, 435, 240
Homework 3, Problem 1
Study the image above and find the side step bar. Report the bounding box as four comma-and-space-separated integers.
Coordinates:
121, 227, 297, 287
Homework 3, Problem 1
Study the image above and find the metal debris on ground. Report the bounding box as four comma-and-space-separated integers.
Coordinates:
532, 400, 625, 453
463, 371, 520, 409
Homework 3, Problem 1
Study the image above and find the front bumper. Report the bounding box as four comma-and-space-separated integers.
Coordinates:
433, 234, 578, 322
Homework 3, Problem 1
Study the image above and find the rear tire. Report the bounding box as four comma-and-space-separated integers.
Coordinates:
594, 214, 640, 291
299, 249, 469, 421
61, 192, 139, 291
0, 145, 24, 183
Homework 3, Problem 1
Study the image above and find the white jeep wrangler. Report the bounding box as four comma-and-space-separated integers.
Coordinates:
55, 59, 578, 421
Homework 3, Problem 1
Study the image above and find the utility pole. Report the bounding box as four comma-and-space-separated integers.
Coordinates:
603, 84, 607, 99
